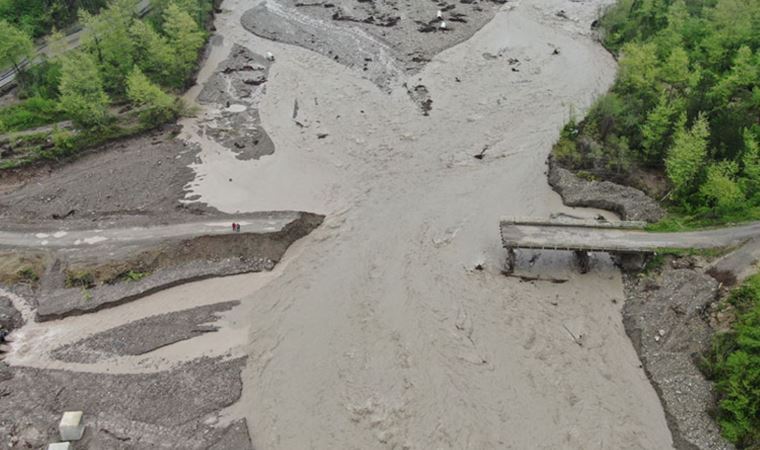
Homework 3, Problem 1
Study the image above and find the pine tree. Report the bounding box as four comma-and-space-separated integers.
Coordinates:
665, 113, 710, 196
0, 20, 33, 72
58, 51, 110, 128
79, 0, 137, 94
700, 161, 744, 211
126, 65, 176, 123
162, 3, 204, 87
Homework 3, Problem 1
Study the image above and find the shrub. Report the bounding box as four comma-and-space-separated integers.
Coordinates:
705, 274, 760, 447
0, 96, 66, 132
65, 269, 95, 289
51, 127, 75, 153
16, 266, 39, 282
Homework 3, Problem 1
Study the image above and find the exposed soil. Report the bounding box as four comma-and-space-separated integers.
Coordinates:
0, 126, 213, 228
0, 356, 252, 449
0, 211, 322, 320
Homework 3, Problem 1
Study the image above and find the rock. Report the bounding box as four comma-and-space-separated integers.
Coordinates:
0, 297, 22, 332
547, 156, 665, 222
623, 269, 734, 450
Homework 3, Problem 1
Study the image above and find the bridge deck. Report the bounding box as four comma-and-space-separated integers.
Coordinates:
500, 218, 760, 254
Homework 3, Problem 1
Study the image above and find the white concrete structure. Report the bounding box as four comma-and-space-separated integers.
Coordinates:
47, 443, 71, 450
59, 411, 85, 441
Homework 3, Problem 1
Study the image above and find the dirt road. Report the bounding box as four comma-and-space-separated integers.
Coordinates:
175, 0, 675, 448
0, 212, 301, 248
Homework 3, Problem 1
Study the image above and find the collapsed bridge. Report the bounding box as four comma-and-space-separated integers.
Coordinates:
500, 217, 760, 273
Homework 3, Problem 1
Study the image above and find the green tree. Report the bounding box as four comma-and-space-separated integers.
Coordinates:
740, 131, 760, 197
129, 20, 174, 86
710, 46, 759, 104
80, 0, 137, 94
618, 42, 660, 101
659, 46, 699, 94
59, 51, 110, 128
0, 20, 34, 72
700, 161, 744, 210
666, 113, 710, 196
126, 66, 176, 123
162, 2, 204, 87
641, 93, 684, 164
715, 303, 760, 447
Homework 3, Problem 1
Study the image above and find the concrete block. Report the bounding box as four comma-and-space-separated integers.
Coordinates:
47, 443, 71, 450
59, 411, 84, 441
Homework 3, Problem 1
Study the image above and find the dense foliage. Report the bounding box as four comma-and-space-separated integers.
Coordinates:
0, 96, 66, 133
554, 0, 760, 226
0, 0, 211, 167
4, 0, 208, 128
0, 0, 107, 38
0, 20, 34, 70
704, 274, 760, 448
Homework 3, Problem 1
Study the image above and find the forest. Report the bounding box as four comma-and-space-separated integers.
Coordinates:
554, 0, 759, 229
0, 0, 109, 38
0, 0, 212, 167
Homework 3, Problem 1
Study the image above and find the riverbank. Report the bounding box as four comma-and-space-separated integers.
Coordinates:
0, 0, 686, 447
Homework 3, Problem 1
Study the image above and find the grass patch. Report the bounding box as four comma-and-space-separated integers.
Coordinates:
65, 269, 95, 289
16, 266, 39, 283
0, 118, 151, 171
0, 96, 68, 133
121, 270, 150, 282
645, 208, 760, 232
0, 251, 47, 285
81, 288, 93, 301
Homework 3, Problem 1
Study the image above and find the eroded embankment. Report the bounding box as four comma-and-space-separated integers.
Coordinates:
548, 156, 665, 222
28, 212, 323, 321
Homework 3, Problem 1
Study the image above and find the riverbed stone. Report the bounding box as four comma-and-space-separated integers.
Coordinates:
623, 269, 734, 450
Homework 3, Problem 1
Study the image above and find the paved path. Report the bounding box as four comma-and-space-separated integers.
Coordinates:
501, 218, 760, 253
0, 0, 151, 91
0, 211, 300, 249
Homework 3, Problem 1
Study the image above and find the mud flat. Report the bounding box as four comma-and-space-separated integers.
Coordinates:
197, 44, 276, 161
51, 301, 240, 363
171, 0, 679, 447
